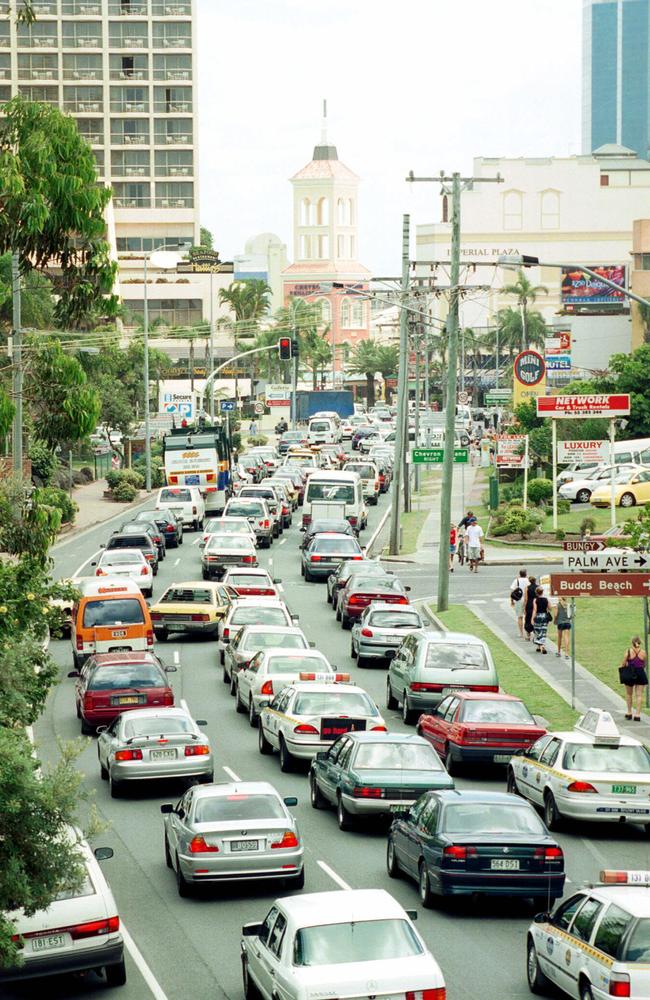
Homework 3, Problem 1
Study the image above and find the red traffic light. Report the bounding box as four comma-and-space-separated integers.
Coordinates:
278, 337, 292, 361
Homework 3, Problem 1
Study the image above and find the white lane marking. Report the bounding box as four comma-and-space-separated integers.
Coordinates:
278, 584, 284, 593
279, 538, 286, 545
192, 536, 201, 546
579, 836, 610, 868
180, 699, 190, 714
467, 599, 487, 605
173, 557, 180, 566
121, 922, 170, 1000
72, 549, 101, 580
268, 558, 273, 567
317, 860, 351, 891
223, 765, 241, 782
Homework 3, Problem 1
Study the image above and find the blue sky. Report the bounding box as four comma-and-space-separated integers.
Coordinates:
197, 0, 583, 274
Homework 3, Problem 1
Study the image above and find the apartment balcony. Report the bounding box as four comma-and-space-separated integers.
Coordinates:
153, 3, 192, 14
123, 166, 148, 176
28, 69, 57, 80
74, 37, 102, 48
161, 38, 190, 48
0, 68, 9, 78
159, 133, 191, 144
166, 166, 191, 176
154, 101, 191, 113
112, 101, 149, 113
0, 38, 9, 49
111, 36, 147, 48
109, 2, 148, 13
155, 197, 193, 208
113, 69, 146, 80
28, 37, 58, 48
114, 196, 151, 208
63, 2, 103, 12
66, 69, 102, 80
32, 2, 58, 13
117, 133, 149, 145
66, 101, 103, 112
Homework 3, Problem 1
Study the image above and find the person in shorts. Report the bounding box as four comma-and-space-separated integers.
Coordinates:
466, 517, 484, 573
510, 568, 528, 638
449, 525, 457, 572
620, 636, 648, 721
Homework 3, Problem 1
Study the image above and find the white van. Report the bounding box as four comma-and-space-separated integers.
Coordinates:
308, 417, 340, 445
155, 485, 205, 530
303, 470, 367, 531
342, 460, 381, 505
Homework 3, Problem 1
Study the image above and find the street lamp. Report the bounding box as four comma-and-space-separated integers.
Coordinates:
142, 247, 184, 492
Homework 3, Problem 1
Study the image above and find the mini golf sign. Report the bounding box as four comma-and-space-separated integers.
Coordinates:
513, 349, 546, 408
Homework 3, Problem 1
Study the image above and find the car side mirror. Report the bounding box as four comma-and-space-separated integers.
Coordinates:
405, 586, 411, 592
99, 543, 105, 548
273, 578, 282, 584
316, 751, 329, 761
91, 562, 97, 567
94, 847, 114, 861
96, 725, 108, 735
405, 909, 418, 922
533, 911, 551, 924
308, 641, 316, 648
242, 922, 264, 937
291, 614, 299, 622
165, 665, 178, 673
283, 796, 298, 807
160, 804, 174, 814
196, 720, 207, 727
199, 540, 205, 548
67, 670, 80, 678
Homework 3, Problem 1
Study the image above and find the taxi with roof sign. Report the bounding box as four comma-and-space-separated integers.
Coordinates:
71, 578, 154, 669
526, 868, 650, 1000
507, 709, 650, 834
234, 648, 334, 727
257, 677, 387, 773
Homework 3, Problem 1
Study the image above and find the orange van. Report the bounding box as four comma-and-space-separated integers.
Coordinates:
71, 578, 154, 669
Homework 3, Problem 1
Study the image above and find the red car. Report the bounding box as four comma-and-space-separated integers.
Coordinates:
417, 691, 547, 774
70, 651, 177, 735
338, 575, 410, 629
221, 568, 281, 597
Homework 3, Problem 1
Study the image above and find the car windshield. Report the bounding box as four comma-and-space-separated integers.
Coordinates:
88, 664, 165, 690
160, 488, 191, 502
160, 588, 213, 604
368, 611, 421, 628
625, 919, 650, 962
350, 576, 401, 592
562, 743, 650, 772
292, 692, 376, 715
424, 643, 488, 670
194, 793, 285, 824
293, 919, 423, 967
461, 700, 535, 724
307, 483, 355, 502
310, 422, 330, 432
83, 599, 144, 627
123, 716, 193, 738
100, 552, 143, 565
345, 465, 374, 478
108, 536, 150, 550
229, 575, 271, 588
232, 607, 286, 626
442, 803, 545, 835
243, 632, 306, 650
313, 538, 360, 554
226, 503, 263, 517
207, 536, 251, 551
267, 656, 329, 674
354, 742, 443, 771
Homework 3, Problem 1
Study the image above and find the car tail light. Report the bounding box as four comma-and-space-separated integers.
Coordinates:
411, 682, 443, 692
260, 519, 270, 528
96, 568, 106, 576
468, 684, 499, 693
185, 744, 210, 756
534, 846, 563, 864
146, 629, 154, 646
140, 566, 149, 576
443, 846, 477, 861
192, 506, 198, 514
348, 516, 357, 526
189, 836, 218, 854
115, 749, 143, 761
361, 627, 373, 637
282, 504, 289, 515
260, 680, 273, 696
609, 974, 631, 997
294, 723, 318, 734
353, 786, 382, 798
351, 555, 364, 561
150, 612, 161, 621
302, 514, 312, 527
191, 614, 210, 622
243, 555, 255, 564
70, 916, 120, 940
76, 635, 84, 651
370, 725, 387, 732
311, 555, 322, 562
271, 830, 299, 849
222, 627, 229, 639
145, 553, 154, 562
163, 690, 173, 706
567, 780, 598, 793
348, 594, 364, 605
406, 991, 446, 1000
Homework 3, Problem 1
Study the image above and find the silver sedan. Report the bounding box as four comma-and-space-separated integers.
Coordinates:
161, 781, 304, 897
97, 707, 213, 798
351, 602, 425, 666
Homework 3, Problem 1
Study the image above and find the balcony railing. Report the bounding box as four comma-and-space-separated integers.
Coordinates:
65, 69, 101, 80
63, 2, 102, 12
73, 37, 102, 47
28, 68, 57, 79
66, 101, 103, 112
165, 165, 191, 176
28, 37, 58, 48
155, 3, 192, 13
112, 101, 148, 112
109, 2, 148, 13
160, 37, 190, 47
155, 197, 193, 208
112, 35, 147, 47
122, 166, 148, 176
160, 132, 191, 144
114, 197, 151, 207
154, 101, 191, 113
116, 133, 148, 144
32, 2, 58, 13
156, 68, 190, 80
113, 69, 146, 80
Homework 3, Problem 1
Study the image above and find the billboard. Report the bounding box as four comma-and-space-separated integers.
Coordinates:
536, 394, 631, 418
496, 434, 528, 469
513, 349, 546, 408
561, 266, 626, 308
545, 330, 571, 372
557, 440, 608, 464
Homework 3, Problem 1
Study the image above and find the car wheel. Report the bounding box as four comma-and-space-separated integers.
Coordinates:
152, 565, 158, 576
309, 772, 325, 809
99, 755, 108, 781
242, 957, 262, 1000
341, 613, 351, 630
258, 724, 273, 755
230, 671, 237, 697
350, 639, 357, 659
287, 866, 305, 890
506, 769, 520, 795
386, 678, 398, 710
337, 793, 352, 831
155, 629, 168, 642
175, 853, 192, 898
418, 862, 435, 908
248, 698, 258, 728
304, 566, 313, 583
80, 717, 94, 736
235, 681, 246, 713
526, 938, 551, 995
620, 492, 636, 508
580, 982, 595, 1000
386, 837, 401, 879
164, 832, 172, 869
327, 588, 333, 605
202, 569, 209, 580
401, 693, 415, 725
544, 791, 561, 831
105, 959, 127, 988
335, 603, 341, 622
576, 488, 591, 504
178, 532, 184, 545
109, 773, 121, 799
279, 738, 294, 773
357, 654, 368, 669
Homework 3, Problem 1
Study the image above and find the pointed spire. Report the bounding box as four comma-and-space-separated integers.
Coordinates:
320, 98, 328, 144
313, 98, 338, 161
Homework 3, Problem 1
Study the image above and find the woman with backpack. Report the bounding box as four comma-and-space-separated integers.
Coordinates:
554, 597, 572, 658
510, 568, 528, 638
524, 576, 537, 641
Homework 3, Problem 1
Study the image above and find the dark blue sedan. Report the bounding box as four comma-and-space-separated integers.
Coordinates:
387, 789, 565, 909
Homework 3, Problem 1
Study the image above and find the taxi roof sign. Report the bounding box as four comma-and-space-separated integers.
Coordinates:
298, 672, 350, 683
575, 708, 620, 745
601, 870, 650, 885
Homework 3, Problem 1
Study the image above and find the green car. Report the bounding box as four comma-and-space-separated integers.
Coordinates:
309, 731, 454, 831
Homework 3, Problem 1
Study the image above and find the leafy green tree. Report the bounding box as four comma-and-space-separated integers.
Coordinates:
303, 335, 332, 389
0, 98, 118, 330
496, 305, 547, 356
347, 341, 379, 407
25, 340, 99, 451
607, 345, 650, 438
219, 279, 272, 325
0, 253, 53, 331
199, 226, 214, 250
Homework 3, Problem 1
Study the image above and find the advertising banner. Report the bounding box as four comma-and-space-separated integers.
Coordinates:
536, 394, 631, 418
557, 440, 608, 464
496, 434, 528, 469
561, 266, 626, 308
513, 349, 546, 408
545, 331, 571, 372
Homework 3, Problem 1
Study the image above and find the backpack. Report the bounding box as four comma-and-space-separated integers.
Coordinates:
511, 587, 523, 602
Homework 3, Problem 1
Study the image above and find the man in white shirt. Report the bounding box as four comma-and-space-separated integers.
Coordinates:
466, 518, 484, 573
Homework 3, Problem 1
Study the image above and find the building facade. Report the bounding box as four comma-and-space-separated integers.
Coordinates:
234, 233, 288, 314
583, 0, 650, 159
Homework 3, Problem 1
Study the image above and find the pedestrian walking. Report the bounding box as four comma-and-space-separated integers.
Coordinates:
466, 517, 484, 573
456, 524, 466, 566
532, 587, 550, 654
619, 636, 648, 721
449, 525, 457, 572
510, 568, 529, 639
524, 576, 537, 641
458, 510, 475, 531
249, 419, 258, 437
554, 597, 572, 658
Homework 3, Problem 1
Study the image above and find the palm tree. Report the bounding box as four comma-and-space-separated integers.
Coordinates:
303, 332, 332, 389
461, 327, 488, 401
347, 341, 379, 408
218, 279, 272, 324
501, 269, 548, 350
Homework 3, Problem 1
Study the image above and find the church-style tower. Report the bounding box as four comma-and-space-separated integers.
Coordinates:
282, 104, 372, 377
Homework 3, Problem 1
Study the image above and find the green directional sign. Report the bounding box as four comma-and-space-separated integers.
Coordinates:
411, 448, 468, 465
486, 389, 512, 405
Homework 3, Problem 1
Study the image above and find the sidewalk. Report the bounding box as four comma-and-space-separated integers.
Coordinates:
56, 477, 148, 541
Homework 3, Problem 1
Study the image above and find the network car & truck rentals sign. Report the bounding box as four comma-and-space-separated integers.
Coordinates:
513, 350, 546, 408
536, 394, 631, 419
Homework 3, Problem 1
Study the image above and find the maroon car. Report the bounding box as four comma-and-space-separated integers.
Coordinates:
338, 575, 410, 630
70, 651, 176, 735
417, 691, 547, 774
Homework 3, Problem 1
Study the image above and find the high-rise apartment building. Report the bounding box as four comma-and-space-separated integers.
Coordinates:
582, 0, 650, 159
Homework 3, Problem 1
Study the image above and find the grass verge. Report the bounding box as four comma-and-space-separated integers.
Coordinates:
541, 505, 639, 535
399, 510, 428, 555
435, 604, 579, 730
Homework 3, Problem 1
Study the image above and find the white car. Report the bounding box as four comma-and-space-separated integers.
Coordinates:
218, 598, 298, 656
199, 516, 256, 548
558, 463, 642, 503
235, 648, 334, 725
155, 485, 205, 530
340, 420, 354, 439
93, 549, 153, 598
241, 889, 445, 1000
258, 679, 387, 771
2, 834, 125, 988
508, 709, 650, 833
220, 567, 281, 597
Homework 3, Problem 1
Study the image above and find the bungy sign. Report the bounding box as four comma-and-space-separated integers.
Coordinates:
536, 394, 631, 419
557, 440, 609, 464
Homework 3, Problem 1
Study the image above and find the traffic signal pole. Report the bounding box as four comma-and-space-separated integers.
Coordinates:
388, 215, 411, 557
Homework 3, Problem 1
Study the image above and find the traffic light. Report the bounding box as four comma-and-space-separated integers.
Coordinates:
291, 338, 299, 359
278, 337, 292, 361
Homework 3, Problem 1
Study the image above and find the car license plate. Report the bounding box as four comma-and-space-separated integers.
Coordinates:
441, 686, 465, 696
389, 804, 411, 814
167, 623, 185, 632
231, 839, 259, 852
117, 695, 140, 705
494, 754, 512, 763
491, 858, 520, 870
151, 749, 177, 760
612, 784, 636, 794
112, 629, 127, 638
320, 718, 367, 740
30, 933, 67, 952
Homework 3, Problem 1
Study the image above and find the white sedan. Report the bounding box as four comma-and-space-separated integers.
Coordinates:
241, 888, 445, 1000
93, 549, 153, 598
557, 463, 641, 503
235, 648, 334, 726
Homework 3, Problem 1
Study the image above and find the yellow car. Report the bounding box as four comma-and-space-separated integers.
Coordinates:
149, 581, 237, 641
591, 468, 650, 508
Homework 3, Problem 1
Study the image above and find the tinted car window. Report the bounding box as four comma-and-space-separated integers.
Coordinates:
124, 716, 192, 738
161, 588, 213, 604
107, 535, 152, 550
292, 692, 376, 715
442, 803, 545, 835
461, 700, 534, 724
572, 898, 603, 943
194, 794, 285, 823
594, 904, 633, 959
353, 742, 443, 771
83, 598, 144, 627
307, 484, 355, 502
424, 643, 487, 670
227, 503, 264, 517
625, 917, 650, 962
553, 894, 587, 931
312, 538, 360, 554
160, 488, 192, 502
87, 664, 166, 690
368, 611, 421, 628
